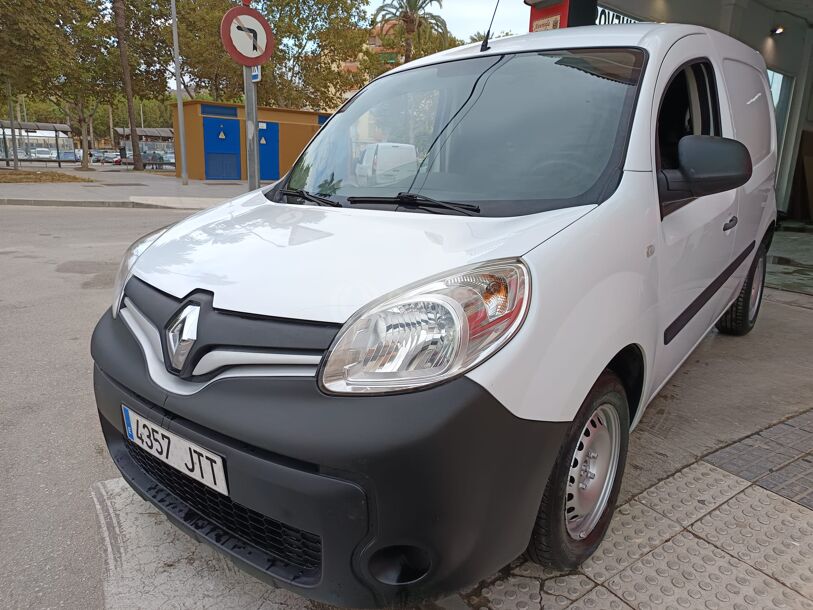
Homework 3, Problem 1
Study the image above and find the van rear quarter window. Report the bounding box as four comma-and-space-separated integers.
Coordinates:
285, 48, 646, 217
722, 59, 772, 164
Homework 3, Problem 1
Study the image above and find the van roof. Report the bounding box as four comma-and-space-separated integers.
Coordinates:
389, 23, 764, 74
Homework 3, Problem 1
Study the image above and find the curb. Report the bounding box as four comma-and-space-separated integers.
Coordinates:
0, 198, 199, 210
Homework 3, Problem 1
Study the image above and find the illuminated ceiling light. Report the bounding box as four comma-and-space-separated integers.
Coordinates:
771, 26, 785, 35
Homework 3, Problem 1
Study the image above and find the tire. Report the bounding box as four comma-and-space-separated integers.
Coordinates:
716, 242, 767, 336
526, 371, 630, 569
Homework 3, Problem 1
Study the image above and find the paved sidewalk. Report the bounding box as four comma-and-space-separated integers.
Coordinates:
468, 409, 813, 610
768, 230, 813, 296
0, 163, 251, 209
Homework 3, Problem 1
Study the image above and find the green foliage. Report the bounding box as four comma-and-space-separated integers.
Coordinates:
257, 0, 370, 110
175, 0, 242, 102
174, 0, 371, 111
0, 0, 66, 96
372, 0, 448, 63
468, 30, 514, 43
124, 0, 173, 100
375, 21, 462, 67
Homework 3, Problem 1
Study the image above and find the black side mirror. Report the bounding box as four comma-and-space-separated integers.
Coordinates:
658, 135, 753, 204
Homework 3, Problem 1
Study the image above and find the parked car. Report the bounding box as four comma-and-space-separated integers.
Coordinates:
31, 148, 53, 160
355, 142, 418, 186
102, 150, 120, 163
58, 150, 78, 162
91, 24, 776, 608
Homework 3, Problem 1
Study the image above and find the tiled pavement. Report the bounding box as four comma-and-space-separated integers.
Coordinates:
767, 230, 813, 297
451, 409, 813, 610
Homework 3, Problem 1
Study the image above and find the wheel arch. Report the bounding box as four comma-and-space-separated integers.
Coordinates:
605, 344, 646, 427
763, 220, 776, 250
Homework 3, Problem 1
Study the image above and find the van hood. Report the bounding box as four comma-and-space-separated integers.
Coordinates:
133, 190, 594, 323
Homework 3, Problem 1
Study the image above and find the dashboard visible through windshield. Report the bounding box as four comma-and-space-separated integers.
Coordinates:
273, 47, 646, 217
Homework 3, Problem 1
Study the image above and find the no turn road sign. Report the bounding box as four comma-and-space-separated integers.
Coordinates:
220, 5, 275, 67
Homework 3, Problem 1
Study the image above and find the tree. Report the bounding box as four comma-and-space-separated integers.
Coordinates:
176, 0, 242, 102
468, 30, 514, 43
46, 0, 119, 169
257, 0, 370, 110
0, 1, 65, 96
0, 0, 66, 166
372, 0, 448, 64
174, 0, 370, 111
112, 0, 144, 170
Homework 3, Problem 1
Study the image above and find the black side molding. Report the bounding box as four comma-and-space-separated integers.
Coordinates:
664, 241, 756, 345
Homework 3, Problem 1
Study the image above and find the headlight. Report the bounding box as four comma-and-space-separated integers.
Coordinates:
111, 228, 167, 318
320, 259, 530, 395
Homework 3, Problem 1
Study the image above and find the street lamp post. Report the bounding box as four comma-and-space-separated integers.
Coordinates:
171, 0, 188, 185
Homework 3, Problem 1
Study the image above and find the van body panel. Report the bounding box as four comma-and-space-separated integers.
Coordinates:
466, 171, 660, 423
132, 192, 594, 323
647, 34, 741, 390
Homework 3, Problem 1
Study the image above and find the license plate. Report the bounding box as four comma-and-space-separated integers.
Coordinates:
122, 405, 228, 496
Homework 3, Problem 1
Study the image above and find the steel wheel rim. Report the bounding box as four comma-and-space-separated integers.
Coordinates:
749, 255, 765, 321
564, 403, 621, 540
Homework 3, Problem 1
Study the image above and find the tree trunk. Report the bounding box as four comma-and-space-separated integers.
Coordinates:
403, 18, 418, 64
78, 98, 90, 170
112, 0, 144, 171
109, 105, 115, 145
404, 33, 414, 63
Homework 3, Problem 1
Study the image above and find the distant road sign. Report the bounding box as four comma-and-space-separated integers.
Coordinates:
251, 65, 262, 83
220, 5, 275, 67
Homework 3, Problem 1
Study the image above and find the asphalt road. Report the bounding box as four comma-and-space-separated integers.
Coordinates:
1, 206, 190, 609
1, 205, 812, 609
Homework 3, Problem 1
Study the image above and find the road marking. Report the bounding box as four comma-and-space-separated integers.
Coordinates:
91, 478, 310, 608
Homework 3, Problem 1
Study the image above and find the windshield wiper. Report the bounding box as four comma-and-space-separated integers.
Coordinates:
279, 188, 341, 207
347, 192, 480, 216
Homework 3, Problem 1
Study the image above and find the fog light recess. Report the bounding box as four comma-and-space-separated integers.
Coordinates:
368, 545, 432, 586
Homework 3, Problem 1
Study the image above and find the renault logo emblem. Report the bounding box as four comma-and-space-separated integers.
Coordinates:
166, 304, 200, 371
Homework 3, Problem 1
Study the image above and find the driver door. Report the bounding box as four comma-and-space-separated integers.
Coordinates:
651, 35, 739, 389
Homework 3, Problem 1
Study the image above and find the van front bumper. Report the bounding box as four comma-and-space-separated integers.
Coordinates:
92, 310, 568, 607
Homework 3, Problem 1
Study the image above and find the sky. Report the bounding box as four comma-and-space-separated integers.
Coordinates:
366, 0, 532, 41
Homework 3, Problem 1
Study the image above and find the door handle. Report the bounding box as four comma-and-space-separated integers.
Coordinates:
723, 216, 738, 232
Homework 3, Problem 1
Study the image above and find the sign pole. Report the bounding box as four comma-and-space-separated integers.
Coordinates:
243, 66, 260, 190
171, 0, 188, 185
219, 2, 274, 191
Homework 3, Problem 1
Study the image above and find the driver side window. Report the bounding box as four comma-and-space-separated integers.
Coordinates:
657, 61, 722, 172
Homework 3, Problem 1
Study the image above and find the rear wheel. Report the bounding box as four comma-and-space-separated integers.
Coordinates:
716, 243, 767, 336
526, 371, 629, 569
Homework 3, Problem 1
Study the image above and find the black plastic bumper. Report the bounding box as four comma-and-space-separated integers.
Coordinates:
92, 310, 568, 607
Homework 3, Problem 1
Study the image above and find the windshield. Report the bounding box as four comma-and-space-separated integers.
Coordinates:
280, 48, 646, 217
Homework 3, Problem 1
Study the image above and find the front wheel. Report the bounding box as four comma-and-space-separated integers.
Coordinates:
716, 243, 767, 336
526, 371, 629, 569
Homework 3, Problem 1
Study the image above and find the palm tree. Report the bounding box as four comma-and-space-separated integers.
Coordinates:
373, 0, 448, 64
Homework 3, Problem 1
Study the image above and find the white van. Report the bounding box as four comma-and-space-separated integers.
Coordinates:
92, 24, 776, 607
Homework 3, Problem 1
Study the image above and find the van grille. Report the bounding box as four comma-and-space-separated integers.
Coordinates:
126, 441, 322, 579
